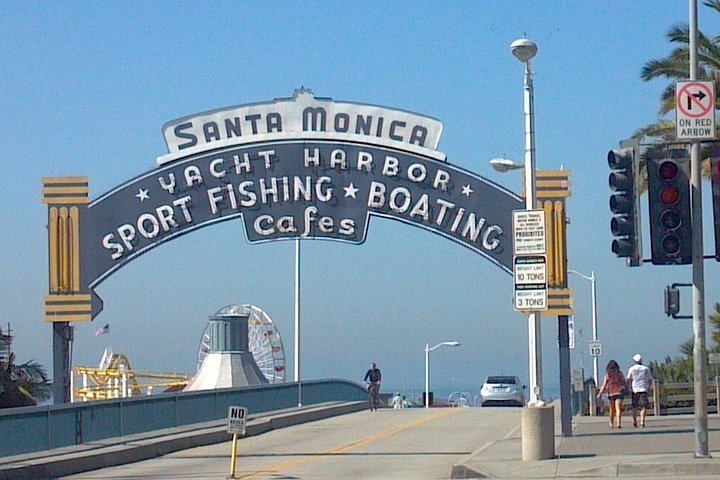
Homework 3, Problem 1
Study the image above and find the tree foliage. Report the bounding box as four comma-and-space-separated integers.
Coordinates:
633, 1, 720, 190
651, 303, 720, 383
0, 328, 51, 408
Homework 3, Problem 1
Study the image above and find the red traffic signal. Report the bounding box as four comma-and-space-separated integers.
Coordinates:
647, 149, 691, 265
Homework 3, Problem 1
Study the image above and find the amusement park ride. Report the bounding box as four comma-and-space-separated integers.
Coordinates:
72, 305, 286, 401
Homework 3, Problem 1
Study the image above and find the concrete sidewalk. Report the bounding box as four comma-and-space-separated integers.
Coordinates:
453, 407, 720, 479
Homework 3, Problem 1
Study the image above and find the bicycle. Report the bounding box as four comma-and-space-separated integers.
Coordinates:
367, 381, 380, 411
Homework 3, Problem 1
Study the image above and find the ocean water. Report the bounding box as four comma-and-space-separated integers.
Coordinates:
383, 383, 562, 406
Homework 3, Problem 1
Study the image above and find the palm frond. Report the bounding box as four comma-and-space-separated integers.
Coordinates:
641, 53, 689, 81
705, 0, 720, 15
666, 23, 689, 44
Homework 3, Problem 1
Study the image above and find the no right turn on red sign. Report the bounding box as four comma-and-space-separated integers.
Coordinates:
676, 80, 716, 140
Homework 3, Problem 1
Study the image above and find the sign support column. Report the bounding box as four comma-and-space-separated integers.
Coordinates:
513, 208, 546, 406
688, 0, 709, 458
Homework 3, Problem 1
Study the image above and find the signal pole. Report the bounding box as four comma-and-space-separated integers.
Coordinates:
689, 0, 709, 458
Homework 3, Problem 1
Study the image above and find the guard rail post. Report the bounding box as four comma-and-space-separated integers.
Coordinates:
588, 384, 597, 416
653, 379, 661, 416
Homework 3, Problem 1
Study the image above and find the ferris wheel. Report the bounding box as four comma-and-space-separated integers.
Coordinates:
196, 304, 287, 383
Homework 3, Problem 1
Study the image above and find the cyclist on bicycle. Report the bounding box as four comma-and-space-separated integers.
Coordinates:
364, 363, 382, 411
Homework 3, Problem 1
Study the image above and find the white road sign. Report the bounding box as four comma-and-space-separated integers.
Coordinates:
513, 255, 547, 311
513, 210, 546, 255
676, 80, 716, 140
589, 340, 602, 357
514, 258, 546, 285
710, 353, 720, 365
227, 406, 248, 435
573, 368, 584, 392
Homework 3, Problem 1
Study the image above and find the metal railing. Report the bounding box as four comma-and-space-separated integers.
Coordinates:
0, 379, 366, 458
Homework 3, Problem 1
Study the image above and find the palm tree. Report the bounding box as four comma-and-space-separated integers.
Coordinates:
631, 0, 720, 182
635, 0, 720, 141
0, 328, 51, 408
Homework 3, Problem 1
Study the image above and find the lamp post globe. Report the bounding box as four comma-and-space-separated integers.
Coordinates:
490, 157, 524, 173
510, 38, 538, 63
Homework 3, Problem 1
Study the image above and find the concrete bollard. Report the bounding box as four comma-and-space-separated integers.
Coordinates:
521, 404, 555, 461
588, 384, 597, 417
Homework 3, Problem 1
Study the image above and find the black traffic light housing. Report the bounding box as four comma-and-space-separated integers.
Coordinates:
664, 283, 691, 319
608, 141, 642, 266
711, 156, 720, 261
647, 148, 692, 265
664, 286, 680, 317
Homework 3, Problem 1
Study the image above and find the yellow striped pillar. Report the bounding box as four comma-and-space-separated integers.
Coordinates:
42, 177, 92, 323
523, 170, 573, 316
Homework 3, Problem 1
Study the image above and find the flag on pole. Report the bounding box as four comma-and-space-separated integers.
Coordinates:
95, 324, 110, 336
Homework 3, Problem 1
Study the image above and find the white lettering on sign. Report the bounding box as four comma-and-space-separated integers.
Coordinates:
101, 144, 509, 262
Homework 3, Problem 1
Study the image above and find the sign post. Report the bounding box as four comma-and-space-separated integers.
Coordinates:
227, 406, 248, 477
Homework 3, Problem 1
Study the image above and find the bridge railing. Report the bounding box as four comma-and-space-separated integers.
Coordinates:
0, 379, 367, 457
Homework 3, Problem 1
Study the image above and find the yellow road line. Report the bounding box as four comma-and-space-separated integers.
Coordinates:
237, 408, 459, 479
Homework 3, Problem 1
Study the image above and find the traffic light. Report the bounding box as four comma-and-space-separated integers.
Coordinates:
664, 286, 680, 317
711, 157, 720, 261
646, 148, 691, 265
608, 146, 642, 266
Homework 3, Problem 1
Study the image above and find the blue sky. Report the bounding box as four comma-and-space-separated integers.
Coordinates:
2, 1, 720, 398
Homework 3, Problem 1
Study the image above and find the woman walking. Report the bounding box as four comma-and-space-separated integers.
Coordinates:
597, 359, 628, 428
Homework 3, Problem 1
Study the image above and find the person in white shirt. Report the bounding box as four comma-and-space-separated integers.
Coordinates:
627, 353, 653, 427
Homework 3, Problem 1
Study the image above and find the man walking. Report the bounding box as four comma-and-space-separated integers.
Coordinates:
627, 353, 653, 427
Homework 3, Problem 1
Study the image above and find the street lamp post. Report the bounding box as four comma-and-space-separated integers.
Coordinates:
568, 269, 599, 387
424, 341, 460, 409
511, 37, 543, 407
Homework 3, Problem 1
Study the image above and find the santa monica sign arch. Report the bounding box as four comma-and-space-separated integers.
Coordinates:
43, 89, 522, 323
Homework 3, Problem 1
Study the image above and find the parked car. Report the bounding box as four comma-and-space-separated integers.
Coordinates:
480, 375, 525, 406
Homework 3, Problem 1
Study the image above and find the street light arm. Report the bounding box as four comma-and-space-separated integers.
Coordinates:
428, 341, 460, 352
568, 269, 594, 282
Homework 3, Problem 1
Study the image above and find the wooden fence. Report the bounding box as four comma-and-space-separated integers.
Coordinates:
587, 378, 720, 416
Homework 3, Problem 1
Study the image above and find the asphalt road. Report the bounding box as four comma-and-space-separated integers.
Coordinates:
60, 406, 522, 480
